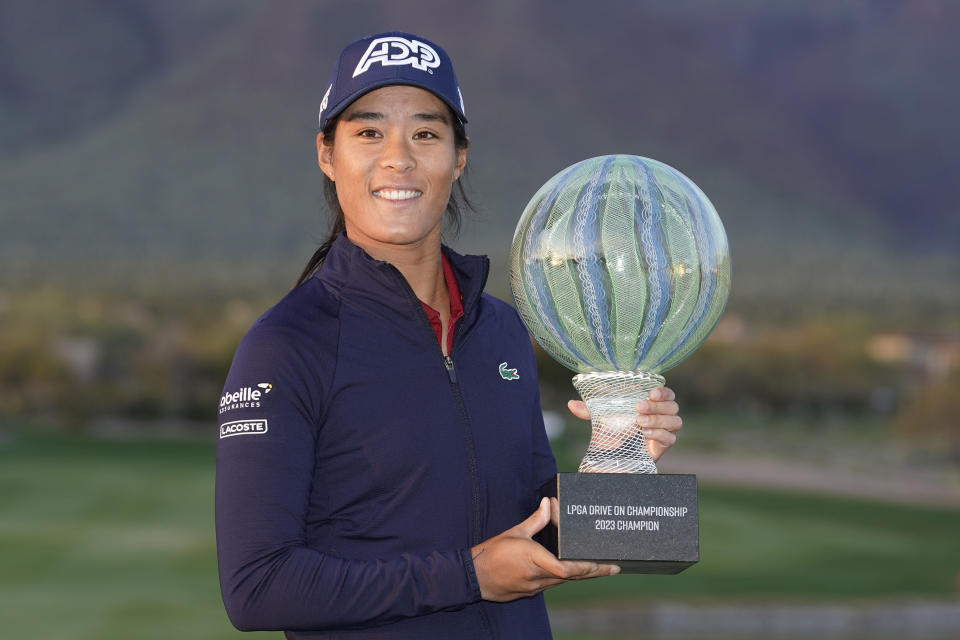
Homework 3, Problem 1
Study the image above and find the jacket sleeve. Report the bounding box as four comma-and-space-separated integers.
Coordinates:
519, 330, 558, 495
530, 381, 558, 495
527, 353, 559, 556
215, 326, 481, 632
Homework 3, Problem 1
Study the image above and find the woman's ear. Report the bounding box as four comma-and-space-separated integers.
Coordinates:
316, 132, 335, 181
454, 137, 469, 180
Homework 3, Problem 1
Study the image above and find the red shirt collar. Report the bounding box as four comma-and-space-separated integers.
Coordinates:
419, 252, 464, 353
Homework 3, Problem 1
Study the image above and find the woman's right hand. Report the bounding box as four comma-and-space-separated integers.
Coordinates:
470, 497, 620, 602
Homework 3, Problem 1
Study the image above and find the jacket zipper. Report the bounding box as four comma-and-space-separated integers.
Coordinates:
443, 355, 457, 383
386, 268, 483, 546
387, 263, 492, 639
441, 327, 492, 640
440, 352, 481, 542
439, 314, 482, 548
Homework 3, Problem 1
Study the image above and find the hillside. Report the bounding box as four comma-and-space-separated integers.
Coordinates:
1, 0, 957, 309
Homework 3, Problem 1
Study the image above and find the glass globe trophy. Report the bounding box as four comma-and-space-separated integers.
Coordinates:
510, 155, 730, 573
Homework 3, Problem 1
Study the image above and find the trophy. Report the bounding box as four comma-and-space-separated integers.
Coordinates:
510, 155, 730, 573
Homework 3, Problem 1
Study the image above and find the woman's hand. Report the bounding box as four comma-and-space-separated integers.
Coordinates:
567, 385, 682, 462
471, 498, 619, 602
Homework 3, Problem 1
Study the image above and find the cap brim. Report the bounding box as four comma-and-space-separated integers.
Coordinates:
321, 79, 467, 130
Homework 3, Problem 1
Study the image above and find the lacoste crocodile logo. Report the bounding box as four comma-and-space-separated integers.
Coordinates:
498, 362, 519, 381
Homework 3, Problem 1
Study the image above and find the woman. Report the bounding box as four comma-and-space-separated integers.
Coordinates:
216, 31, 682, 639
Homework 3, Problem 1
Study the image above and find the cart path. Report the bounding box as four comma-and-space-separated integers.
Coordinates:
549, 600, 960, 638
657, 451, 960, 507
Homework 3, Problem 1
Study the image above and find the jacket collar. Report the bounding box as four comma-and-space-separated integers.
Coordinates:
316, 232, 490, 318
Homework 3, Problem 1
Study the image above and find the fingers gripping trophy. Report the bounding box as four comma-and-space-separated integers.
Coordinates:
510, 155, 730, 572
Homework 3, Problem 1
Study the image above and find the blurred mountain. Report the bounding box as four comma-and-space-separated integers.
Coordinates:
1, 0, 957, 310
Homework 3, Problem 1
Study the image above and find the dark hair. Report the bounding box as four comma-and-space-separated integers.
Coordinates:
295, 108, 473, 287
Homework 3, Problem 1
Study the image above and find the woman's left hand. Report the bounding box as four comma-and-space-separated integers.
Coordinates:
567, 386, 682, 462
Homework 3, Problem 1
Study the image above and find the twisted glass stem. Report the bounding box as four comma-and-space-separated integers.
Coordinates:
572, 371, 665, 474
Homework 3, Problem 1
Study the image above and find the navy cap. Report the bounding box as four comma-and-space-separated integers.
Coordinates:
318, 32, 466, 132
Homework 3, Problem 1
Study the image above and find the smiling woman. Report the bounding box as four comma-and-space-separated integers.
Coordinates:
294, 36, 473, 289
316, 86, 467, 258
214, 31, 683, 640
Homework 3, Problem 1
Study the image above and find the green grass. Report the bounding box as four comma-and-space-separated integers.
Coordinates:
547, 484, 960, 605
1, 431, 957, 639
0, 432, 275, 640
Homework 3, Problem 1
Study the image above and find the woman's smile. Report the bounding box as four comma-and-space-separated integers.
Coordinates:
372, 188, 423, 201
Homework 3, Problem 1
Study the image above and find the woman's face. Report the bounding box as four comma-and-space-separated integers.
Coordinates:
317, 85, 468, 254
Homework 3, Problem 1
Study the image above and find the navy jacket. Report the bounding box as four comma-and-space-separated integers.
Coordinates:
216, 234, 557, 638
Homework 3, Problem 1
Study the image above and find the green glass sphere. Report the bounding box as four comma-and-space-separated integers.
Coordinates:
510, 155, 731, 374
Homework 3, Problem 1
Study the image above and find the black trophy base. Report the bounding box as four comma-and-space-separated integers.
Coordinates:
541, 472, 699, 574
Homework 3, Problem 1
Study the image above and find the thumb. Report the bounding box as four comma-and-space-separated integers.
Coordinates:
512, 497, 551, 539
567, 399, 591, 420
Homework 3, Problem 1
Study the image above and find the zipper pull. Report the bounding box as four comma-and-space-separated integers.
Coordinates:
443, 355, 457, 383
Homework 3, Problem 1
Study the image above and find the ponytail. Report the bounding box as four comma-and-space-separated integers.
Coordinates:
295, 120, 345, 287
295, 175, 344, 287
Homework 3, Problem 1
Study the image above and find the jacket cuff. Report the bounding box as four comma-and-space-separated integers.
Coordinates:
459, 547, 483, 602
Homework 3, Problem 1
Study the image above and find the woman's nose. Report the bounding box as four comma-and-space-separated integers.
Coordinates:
379, 135, 416, 172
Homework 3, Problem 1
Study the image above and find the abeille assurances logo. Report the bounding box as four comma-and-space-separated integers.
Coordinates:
219, 382, 273, 415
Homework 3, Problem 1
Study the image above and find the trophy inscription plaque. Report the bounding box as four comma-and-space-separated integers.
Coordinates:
510, 155, 731, 573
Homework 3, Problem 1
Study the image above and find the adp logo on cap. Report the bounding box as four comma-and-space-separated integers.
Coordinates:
353, 36, 441, 77
318, 31, 466, 131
